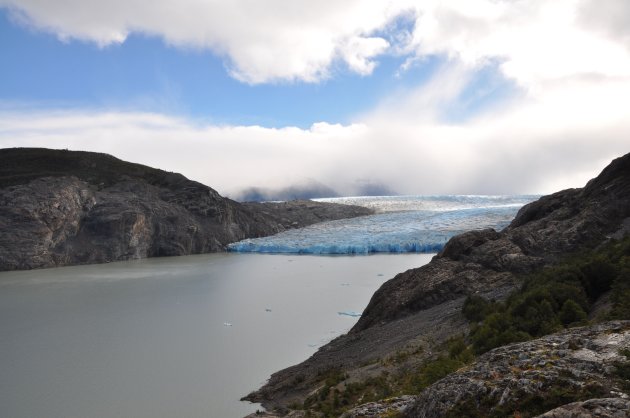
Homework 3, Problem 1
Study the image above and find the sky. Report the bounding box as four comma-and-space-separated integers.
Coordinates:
0, 0, 629, 198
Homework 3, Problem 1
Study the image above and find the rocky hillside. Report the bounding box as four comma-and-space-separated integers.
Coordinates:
0, 148, 371, 271
245, 152, 630, 416
341, 321, 630, 417
405, 321, 630, 417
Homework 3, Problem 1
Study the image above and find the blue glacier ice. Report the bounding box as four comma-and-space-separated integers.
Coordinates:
228, 195, 537, 255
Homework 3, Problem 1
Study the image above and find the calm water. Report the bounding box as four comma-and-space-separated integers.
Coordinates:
0, 252, 432, 418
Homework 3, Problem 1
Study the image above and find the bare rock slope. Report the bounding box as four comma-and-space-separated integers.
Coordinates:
0, 148, 370, 270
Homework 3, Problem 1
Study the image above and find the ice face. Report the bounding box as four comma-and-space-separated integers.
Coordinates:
228, 195, 537, 255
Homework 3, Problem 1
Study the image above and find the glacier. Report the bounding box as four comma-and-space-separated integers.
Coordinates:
228, 195, 537, 255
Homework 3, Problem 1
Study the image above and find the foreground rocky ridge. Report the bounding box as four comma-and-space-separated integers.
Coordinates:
405, 321, 630, 417
0, 148, 371, 271
246, 152, 630, 415
339, 321, 630, 417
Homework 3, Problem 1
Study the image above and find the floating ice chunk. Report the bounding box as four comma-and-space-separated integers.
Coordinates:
338, 311, 362, 317
223, 322, 232, 327
307, 343, 318, 348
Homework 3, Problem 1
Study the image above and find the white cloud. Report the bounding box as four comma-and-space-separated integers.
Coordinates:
4, 0, 630, 88
402, 0, 630, 92
0, 109, 368, 195
1, 0, 403, 83
360, 68, 630, 194
1, 0, 629, 196
578, 0, 630, 46
1, 65, 628, 197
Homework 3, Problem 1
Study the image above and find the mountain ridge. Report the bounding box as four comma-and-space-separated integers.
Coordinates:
0, 148, 371, 271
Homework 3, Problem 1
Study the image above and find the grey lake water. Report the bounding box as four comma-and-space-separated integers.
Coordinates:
0, 252, 432, 418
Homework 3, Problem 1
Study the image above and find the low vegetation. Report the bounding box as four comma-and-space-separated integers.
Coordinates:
614, 348, 630, 391
464, 235, 630, 354
299, 337, 474, 417
0, 148, 182, 189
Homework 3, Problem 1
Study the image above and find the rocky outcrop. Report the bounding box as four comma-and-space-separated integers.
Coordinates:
246, 153, 630, 412
354, 153, 630, 333
405, 321, 630, 417
341, 396, 416, 417
535, 398, 630, 418
0, 148, 371, 271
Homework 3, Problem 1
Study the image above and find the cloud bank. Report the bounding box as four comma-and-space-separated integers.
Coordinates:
3, 0, 630, 87
1, 0, 401, 83
1, 0, 629, 195
1, 66, 627, 197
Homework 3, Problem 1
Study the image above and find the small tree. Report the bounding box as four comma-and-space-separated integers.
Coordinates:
559, 299, 587, 325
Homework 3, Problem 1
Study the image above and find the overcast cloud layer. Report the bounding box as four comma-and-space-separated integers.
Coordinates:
1, 0, 629, 196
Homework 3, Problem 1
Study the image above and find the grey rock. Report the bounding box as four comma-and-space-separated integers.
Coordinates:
0, 148, 371, 270
535, 398, 630, 417
341, 395, 416, 417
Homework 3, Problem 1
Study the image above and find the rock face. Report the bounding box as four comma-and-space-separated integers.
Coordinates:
406, 321, 630, 417
536, 398, 630, 418
341, 395, 417, 417
0, 148, 371, 271
246, 153, 630, 412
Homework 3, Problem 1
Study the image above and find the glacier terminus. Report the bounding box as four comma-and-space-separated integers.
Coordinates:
228, 195, 537, 255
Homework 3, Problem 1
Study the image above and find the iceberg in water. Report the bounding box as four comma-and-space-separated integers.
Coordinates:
228, 195, 537, 255
338, 311, 362, 317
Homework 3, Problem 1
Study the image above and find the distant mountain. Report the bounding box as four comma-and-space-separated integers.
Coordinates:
232, 180, 398, 202
232, 180, 340, 202
0, 148, 369, 271
352, 180, 397, 197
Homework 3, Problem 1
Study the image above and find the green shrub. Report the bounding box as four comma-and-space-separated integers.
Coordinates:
466, 235, 630, 354
558, 299, 587, 325
609, 266, 630, 319
462, 295, 498, 322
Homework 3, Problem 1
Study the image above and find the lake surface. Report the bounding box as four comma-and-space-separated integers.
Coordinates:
0, 252, 432, 418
